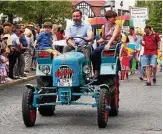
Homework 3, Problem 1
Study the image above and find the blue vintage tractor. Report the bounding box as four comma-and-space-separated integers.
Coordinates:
22, 37, 122, 128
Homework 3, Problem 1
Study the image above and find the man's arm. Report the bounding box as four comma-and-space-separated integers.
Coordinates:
15, 36, 24, 50
140, 35, 145, 46
85, 24, 93, 41
65, 25, 75, 48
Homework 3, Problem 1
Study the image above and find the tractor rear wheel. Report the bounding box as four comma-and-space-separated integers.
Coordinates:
110, 75, 119, 116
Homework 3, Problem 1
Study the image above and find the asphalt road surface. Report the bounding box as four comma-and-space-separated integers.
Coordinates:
0, 73, 162, 134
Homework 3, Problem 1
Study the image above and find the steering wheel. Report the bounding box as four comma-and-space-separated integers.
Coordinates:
66, 37, 90, 49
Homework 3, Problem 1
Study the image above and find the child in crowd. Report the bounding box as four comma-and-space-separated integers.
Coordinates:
120, 47, 131, 81
34, 22, 60, 58
0, 49, 8, 83
119, 36, 131, 81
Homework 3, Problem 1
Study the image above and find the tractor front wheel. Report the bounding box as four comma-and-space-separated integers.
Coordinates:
22, 88, 36, 127
37, 76, 56, 116
97, 88, 110, 128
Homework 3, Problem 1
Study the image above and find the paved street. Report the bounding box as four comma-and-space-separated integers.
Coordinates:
0, 73, 162, 134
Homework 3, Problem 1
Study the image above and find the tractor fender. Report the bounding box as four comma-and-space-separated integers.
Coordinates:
99, 84, 110, 92
26, 84, 37, 92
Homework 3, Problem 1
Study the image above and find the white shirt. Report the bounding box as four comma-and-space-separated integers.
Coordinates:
11, 33, 20, 46
138, 45, 144, 61
25, 35, 33, 48
3, 34, 13, 46
128, 35, 137, 44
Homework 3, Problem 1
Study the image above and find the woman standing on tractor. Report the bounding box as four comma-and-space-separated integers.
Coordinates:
90, 10, 121, 78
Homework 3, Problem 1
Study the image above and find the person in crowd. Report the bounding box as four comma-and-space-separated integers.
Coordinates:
30, 24, 36, 41
60, 29, 65, 40
135, 28, 143, 49
138, 39, 146, 81
25, 23, 34, 43
134, 28, 143, 71
0, 35, 8, 53
18, 25, 27, 77
52, 24, 58, 41
63, 9, 93, 59
119, 36, 130, 81
3, 22, 17, 79
23, 29, 33, 74
0, 49, 8, 83
35, 26, 41, 38
90, 10, 121, 78
141, 26, 162, 86
34, 22, 60, 58
127, 27, 138, 44
120, 47, 131, 81
0, 24, 3, 41
55, 27, 64, 40
11, 27, 22, 78
52, 24, 59, 51
53, 24, 60, 40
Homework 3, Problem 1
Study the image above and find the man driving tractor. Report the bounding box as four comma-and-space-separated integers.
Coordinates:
63, 9, 93, 59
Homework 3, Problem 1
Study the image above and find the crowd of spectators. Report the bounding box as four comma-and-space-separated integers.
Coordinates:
0, 21, 64, 84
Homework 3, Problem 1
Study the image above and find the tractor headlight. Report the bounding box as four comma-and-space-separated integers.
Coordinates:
41, 65, 50, 75
83, 65, 90, 74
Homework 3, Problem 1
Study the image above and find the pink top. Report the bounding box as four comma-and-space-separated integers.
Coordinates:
103, 22, 121, 44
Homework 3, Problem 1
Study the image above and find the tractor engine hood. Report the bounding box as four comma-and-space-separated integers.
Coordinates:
53, 52, 85, 87
53, 52, 85, 65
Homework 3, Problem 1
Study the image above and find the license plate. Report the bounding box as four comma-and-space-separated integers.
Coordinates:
57, 78, 72, 87
56, 65, 74, 87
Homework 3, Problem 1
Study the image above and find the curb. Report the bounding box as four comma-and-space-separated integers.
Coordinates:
0, 75, 36, 89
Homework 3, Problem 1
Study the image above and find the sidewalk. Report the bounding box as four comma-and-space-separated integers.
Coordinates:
0, 71, 36, 89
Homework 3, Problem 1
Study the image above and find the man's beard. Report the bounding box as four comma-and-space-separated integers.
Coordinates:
74, 20, 81, 25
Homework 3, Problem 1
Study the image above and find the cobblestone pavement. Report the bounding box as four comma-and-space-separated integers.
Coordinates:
0, 73, 162, 134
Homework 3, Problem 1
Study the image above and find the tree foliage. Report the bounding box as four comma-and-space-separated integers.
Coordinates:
135, 0, 162, 34
0, 1, 73, 27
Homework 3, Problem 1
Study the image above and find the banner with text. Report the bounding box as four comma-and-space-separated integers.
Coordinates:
130, 7, 149, 20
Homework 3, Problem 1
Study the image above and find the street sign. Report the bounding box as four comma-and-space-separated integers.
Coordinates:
130, 7, 149, 20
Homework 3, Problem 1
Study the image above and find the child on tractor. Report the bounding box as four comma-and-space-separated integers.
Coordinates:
34, 22, 60, 58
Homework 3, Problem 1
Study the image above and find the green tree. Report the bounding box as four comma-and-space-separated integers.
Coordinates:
0, 1, 73, 27
135, 0, 162, 34
0, 1, 21, 23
